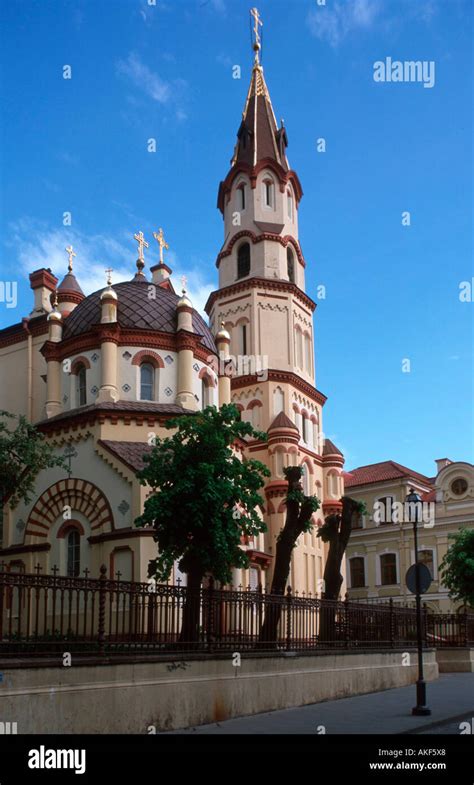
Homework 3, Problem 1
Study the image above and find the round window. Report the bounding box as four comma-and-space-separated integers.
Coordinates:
451, 478, 468, 496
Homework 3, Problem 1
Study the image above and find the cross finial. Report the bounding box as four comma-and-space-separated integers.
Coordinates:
180, 274, 187, 294
133, 230, 149, 262
105, 267, 113, 286
250, 7, 263, 64
153, 228, 169, 264
65, 245, 76, 272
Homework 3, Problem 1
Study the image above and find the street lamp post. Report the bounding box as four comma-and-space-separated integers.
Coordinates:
406, 488, 431, 716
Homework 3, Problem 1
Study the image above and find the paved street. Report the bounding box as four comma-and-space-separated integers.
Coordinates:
173, 673, 474, 734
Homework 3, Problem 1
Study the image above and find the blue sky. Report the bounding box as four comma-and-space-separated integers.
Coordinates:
0, 0, 472, 475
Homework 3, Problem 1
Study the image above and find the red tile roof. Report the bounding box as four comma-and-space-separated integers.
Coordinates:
99, 440, 152, 472
323, 439, 343, 456
268, 411, 298, 431
344, 461, 433, 489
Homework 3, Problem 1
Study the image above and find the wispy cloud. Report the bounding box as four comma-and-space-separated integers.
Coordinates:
116, 53, 171, 103
307, 0, 438, 48
7, 219, 214, 321
307, 0, 381, 47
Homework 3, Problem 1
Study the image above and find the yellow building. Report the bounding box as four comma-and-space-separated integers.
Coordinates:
0, 15, 344, 595
344, 459, 474, 611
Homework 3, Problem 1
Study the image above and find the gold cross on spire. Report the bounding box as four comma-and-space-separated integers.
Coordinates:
65, 245, 76, 272
133, 231, 149, 261
105, 268, 113, 286
250, 7, 263, 64
153, 228, 169, 264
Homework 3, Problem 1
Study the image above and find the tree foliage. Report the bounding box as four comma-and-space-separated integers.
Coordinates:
439, 528, 474, 608
135, 404, 270, 586
0, 410, 67, 508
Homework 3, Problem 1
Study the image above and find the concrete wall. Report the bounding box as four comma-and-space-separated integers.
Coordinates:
0, 649, 438, 733
436, 648, 474, 673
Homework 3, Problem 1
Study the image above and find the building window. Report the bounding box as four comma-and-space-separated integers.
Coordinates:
376, 496, 395, 525
287, 190, 294, 220
237, 184, 246, 211
419, 549, 434, 578
301, 414, 307, 443
241, 323, 247, 355
380, 553, 397, 585
77, 365, 87, 406
263, 179, 274, 208
67, 529, 81, 577
295, 327, 303, 368
287, 248, 295, 283
351, 509, 363, 529
350, 557, 365, 588
201, 378, 210, 408
237, 243, 251, 279
451, 478, 468, 496
140, 363, 155, 401
304, 333, 311, 372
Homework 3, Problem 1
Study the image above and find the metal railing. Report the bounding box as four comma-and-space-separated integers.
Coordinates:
0, 566, 472, 659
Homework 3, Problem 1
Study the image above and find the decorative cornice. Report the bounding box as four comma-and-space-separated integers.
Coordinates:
205, 277, 315, 316
214, 230, 306, 270
231, 370, 327, 407
0, 318, 48, 348
40, 326, 217, 364
88, 528, 156, 544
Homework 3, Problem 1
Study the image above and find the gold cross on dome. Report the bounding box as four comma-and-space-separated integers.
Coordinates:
250, 7, 263, 62
65, 245, 76, 272
105, 268, 113, 286
180, 274, 187, 294
133, 231, 149, 261
153, 228, 169, 263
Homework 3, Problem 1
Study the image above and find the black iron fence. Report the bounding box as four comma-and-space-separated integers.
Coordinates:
0, 566, 472, 658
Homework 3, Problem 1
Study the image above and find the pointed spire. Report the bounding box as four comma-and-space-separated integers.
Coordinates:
230, 9, 289, 171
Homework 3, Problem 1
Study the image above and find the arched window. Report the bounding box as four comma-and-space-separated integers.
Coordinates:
140, 363, 155, 401
304, 332, 312, 372
237, 243, 251, 279
201, 378, 210, 408
301, 414, 308, 443
295, 326, 303, 369
350, 557, 365, 588
237, 184, 246, 211
302, 463, 310, 495
287, 190, 294, 220
240, 323, 248, 355
263, 179, 274, 209
287, 248, 295, 283
67, 529, 80, 577
273, 387, 284, 415
77, 365, 87, 407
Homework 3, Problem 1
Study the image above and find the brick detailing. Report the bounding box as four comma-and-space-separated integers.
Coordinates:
24, 478, 114, 542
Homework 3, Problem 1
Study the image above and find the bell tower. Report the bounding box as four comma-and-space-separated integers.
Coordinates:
205, 9, 345, 593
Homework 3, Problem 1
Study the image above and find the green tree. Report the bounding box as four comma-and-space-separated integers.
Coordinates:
135, 404, 270, 641
440, 528, 474, 609
259, 465, 320, 643
0, 411, 67, 508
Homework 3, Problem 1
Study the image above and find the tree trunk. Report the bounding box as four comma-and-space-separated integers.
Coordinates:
319, 498, 357, 642
259, 468, 316, 645
179, 564, 204, 645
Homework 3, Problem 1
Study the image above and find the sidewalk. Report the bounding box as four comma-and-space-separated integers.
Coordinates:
173, 673, 474, 734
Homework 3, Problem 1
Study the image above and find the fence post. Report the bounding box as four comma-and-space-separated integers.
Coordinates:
462, 609, 469, 647
344, 595, 350, 648
286, 586, 292, 650
98, 564, 107, 657
207, 576, 215, 653
389, 598, 395, 647
422, 602, 428, 647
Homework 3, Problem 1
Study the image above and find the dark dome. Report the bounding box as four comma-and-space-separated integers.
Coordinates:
62, 279, 216, 352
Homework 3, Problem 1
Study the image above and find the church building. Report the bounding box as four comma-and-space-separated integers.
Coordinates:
0, 10, 345, 595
